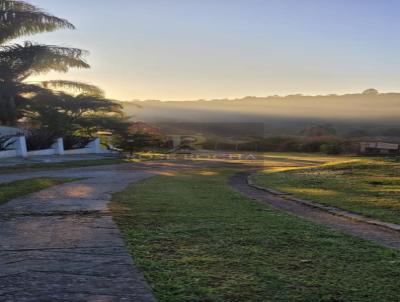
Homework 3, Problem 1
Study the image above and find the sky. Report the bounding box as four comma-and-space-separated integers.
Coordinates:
25, 0, 400, 101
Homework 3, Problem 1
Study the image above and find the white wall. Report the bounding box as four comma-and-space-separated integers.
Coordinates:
0, 150, 17, 159
27, 149, 56, 157
0, 137, 112, 159
0, 126, 22, 136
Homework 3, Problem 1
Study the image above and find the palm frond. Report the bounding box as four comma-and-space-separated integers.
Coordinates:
15, 82, 49, 94
0, 0, 74, 43
0, 42, 90, 79
74, 94, 124, 114
39, 80, 104, 97
25, 91, 124, 120
1, 0, 36, 11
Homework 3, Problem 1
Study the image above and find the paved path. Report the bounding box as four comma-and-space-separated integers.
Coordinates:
230, 172, 400, 251
0, 164, 156, 301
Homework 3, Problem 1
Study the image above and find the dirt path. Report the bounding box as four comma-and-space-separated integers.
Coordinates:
230, 172, 400, 251
0, 164, 156, 301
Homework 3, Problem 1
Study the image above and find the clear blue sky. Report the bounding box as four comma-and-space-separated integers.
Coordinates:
27, 0, 400, 101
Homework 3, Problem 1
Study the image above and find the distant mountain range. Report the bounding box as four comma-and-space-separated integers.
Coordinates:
122, 90, 400, 137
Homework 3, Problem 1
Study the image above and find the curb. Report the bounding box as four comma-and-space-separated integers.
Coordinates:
246, 174, 400, 233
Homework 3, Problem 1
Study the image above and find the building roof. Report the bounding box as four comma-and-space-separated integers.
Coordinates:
353, 136, 400, 144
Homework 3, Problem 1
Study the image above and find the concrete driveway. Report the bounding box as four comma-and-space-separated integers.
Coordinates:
0, 164, 156, 301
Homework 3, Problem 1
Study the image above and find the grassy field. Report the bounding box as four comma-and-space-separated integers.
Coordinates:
111, 169, 400, 302
0, 177, 75, 205
253, 155, 400, 225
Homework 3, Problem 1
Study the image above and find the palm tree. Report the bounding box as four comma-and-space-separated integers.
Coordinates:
0, 0, 90, 125
23, 90, 126, 138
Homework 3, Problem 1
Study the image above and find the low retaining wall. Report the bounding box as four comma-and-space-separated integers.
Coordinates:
0, 137, 110, 159
0, 150, 18, 159
27, 149, 56, 157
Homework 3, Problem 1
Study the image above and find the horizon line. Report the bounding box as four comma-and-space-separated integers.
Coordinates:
123, 88, 393, 103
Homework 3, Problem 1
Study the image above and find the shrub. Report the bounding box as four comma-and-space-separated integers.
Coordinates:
114, 132, 163, 152
320, 143, 343, 155
63, 135, 92, 150
25, 129, 57, 151
298, 136, 343, 153
299, 140, 323, 152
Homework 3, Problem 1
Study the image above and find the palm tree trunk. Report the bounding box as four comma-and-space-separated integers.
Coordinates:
7, 96, 17, 126
0, 95, 17, 126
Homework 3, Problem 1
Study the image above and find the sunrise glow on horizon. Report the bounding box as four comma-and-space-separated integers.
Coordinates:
26, 0, 400, 101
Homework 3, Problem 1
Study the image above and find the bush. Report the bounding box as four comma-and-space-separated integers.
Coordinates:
298, 136, 343, 153
63, 135, 92, 150
25, 129, 56, 151
114, 132, 163, 152
320, 144, 343, 155
299, 141, 324, 152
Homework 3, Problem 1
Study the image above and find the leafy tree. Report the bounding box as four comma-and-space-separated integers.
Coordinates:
0, 0, 89, 125
362, 88, 379, 95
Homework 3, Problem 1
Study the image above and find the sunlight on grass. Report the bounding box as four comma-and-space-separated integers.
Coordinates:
254, 155, 400, 224
196, 170, 219, 176
284, 187, 339, 196
0, 177, 76, 205
152, 171, 179, 176
261, 165, 315, 173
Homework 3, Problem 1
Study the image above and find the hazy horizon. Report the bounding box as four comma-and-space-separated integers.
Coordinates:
123, 91, 400, 129
23, 0, 400, 101
126, 89, 399, 102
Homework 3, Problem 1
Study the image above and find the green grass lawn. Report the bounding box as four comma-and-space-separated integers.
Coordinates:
111, 169, 400, 302
253, 156, 400, 225
0, 177, 75, 205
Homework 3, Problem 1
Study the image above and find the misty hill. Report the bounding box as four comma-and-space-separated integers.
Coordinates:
122, 90, 400, 137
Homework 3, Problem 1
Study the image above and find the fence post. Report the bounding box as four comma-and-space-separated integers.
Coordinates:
87, 138, 102, 154
52, 138, 65, 155
12, 136, 28, 158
